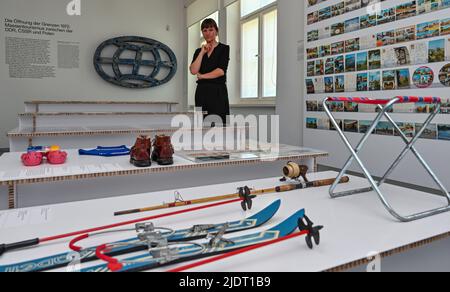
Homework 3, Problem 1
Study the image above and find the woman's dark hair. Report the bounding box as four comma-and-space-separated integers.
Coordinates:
201, 18, 219, 32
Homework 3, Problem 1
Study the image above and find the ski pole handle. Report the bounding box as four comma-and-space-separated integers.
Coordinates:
0, 238, 40, 256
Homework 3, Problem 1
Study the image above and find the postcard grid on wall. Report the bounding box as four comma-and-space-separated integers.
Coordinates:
304, 0, 450, 142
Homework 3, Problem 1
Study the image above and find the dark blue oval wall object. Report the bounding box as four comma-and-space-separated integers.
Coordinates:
94, 36, 177, 89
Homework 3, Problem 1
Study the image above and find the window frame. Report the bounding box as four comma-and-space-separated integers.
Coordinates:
240, 2, 277, 101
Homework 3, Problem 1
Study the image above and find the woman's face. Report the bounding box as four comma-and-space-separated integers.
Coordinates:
202, 26, 218, 42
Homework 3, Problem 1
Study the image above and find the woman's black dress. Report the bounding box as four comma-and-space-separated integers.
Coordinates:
192, 43, 230, 125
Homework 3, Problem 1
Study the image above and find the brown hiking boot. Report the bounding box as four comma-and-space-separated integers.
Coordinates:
130, 135, 151, 167
152, 135, 174, 165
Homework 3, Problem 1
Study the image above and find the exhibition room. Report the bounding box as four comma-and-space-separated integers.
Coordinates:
0, 0, 449, 273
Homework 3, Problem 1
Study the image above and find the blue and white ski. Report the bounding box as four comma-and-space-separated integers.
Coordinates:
0, 200, 281, 273
83, 208, 306, 273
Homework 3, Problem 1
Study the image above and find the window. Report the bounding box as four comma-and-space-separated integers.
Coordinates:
241, 18, 259, 98
241, 3, 277, 99
263, 9, 277, 97
241, 0, 276, 17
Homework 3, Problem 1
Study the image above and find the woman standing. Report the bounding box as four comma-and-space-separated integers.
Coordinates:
190, 18, 230, 125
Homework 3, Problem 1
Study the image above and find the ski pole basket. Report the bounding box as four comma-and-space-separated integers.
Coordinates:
323, 96, 450, 222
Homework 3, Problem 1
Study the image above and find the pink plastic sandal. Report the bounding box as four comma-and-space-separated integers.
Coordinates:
21, 152, 44, 167
47, 151, 68, 165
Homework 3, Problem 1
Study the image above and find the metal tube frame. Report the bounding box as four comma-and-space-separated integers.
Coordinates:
323, 97, 450, 222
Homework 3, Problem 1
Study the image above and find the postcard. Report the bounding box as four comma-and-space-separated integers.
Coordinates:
369, 71, 381, 91
332, 2, 345, 17
317, 118, 330, 130
306, 79, 315, 94
368, 49, 381, 70
417, 20, 440, 40
394, 46, 412, 66
441, 18, 450, 35
413, 66, 435, 88
357, 52, 368, 71
439, 63, 450, 86
307, 12, 319, 25
325, 58, 335, 75
344, 120, 359, 133
395, 123, 415, 138
306, 100, 317, 112
307, 61, 315, 77
396, 1, 417, 21
377, 8, 396, 25
438, 124, 450, 140
319, 7, 332, 22
345, 73, 357, 91
331, 41, 345, 55
307, 47, 319, 60
308, 30, 319, 42
415, 123, 438, 139
314, 77, 325, 93
331, 23, 345, 36
335, 55, 345, 73
335, 75, 346, 92
357, 73, 369, 91
319, 45, 331, 58
345, 17, 360, 33
382, 70, 397, 90
316, 59, 325, 76
345, 38, 360, 53
330, 101, 344, 112
382, 48, 397, 68
345, 0, 361, 13
359, 104, 377, 113
344, 102, 359, 112
393, 103, 416, 113
360, 34, 377, 50
359, 120, 374, 133
360, 14, 377, 29
429, 39, 445, 63
377, 31, 396, 47
376, 121, 394, 136
325, 76, 335, 93
306, 118, 318, 129
329, 119, 343, 131
396, 26, 416, 43
396, 69, 412, 89
345, 54, 356, 72
306, 100, 319, 112
411, 42, 429, 64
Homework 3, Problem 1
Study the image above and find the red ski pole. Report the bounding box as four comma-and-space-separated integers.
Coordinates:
0, 198, 243, 257
167, 230, 310, 273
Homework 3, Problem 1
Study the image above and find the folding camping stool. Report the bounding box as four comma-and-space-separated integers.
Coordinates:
323, 96, 450, 222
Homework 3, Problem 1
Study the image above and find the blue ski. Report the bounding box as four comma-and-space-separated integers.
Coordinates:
83, 208, 308, 273
0, 200, 281, 273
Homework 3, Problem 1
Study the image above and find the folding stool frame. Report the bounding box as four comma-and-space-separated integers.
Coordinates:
323, 96, 450, 222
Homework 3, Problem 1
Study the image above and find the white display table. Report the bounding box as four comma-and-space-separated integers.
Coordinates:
0, 171, 448, 272
0, 145, 327, 209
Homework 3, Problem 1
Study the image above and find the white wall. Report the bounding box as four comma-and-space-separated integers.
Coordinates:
276, 0, 304, 147
0, 0, 186, 148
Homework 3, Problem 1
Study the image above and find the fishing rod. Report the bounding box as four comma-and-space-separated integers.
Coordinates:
114, 176, 350, 216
